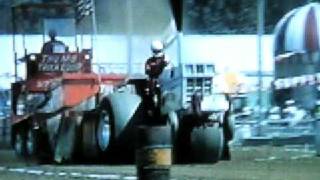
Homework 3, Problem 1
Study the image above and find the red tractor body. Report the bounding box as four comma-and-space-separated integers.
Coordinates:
10, 50, 126, 162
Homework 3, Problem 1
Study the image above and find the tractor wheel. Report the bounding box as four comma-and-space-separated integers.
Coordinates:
82, 116, 100, 160
25, 126, 50, 163
14, 128, 26, 157
53, 115, 78, 163
190, 125, 224, 163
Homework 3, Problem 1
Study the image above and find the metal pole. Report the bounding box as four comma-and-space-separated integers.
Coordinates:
257, 0, 265, 127
2, 108, 6, 143
23, 32, 27, 56
91, 0, 98, 61
21, 6, 26, 56
81, 30, 84, 50
126, 0, 133, 75
177, 32, 182, 66
42, 31, 45, 44
75, 24, 78, 52
11, 7, 18, 81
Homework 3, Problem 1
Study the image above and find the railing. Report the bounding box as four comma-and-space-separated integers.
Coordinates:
92, 63, 145, 74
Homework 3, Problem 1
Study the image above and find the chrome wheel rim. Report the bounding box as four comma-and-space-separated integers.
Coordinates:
97, 111, 110, 151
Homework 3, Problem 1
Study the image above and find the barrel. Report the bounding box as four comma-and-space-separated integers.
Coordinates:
135, 125, 172, 180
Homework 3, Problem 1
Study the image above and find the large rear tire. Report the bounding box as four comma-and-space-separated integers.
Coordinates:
190, 125, 224, 163
82, 113, 100, 160
14, 122, 52, 163
81, 103, 113, 161
25, 126, 50, 163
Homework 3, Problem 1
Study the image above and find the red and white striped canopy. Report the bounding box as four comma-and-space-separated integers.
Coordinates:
274, 3, 320, 56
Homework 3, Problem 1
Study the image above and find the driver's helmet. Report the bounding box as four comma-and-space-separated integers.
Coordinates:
151, 40, 164, 56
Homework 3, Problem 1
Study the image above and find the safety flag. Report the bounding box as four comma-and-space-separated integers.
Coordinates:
75, 0, 94, 22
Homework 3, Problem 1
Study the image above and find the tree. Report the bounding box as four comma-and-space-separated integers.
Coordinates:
184, 0, 318, 34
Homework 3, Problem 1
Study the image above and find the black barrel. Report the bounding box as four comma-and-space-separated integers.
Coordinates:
135, 125, 172, 180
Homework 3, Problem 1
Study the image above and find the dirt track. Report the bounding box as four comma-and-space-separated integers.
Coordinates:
0, 146, 320, 180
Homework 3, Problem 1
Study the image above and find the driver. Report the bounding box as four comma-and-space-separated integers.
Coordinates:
41, 29, 67, 54
143, 40, 170, 124
145, 40, 169, 79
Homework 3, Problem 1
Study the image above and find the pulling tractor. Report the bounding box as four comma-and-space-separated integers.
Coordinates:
11, 49, 125, 163
10, 2, 125, 163
101, 63, 235, 163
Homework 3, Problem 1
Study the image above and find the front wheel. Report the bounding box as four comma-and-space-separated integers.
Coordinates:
190, 124, 224, 163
